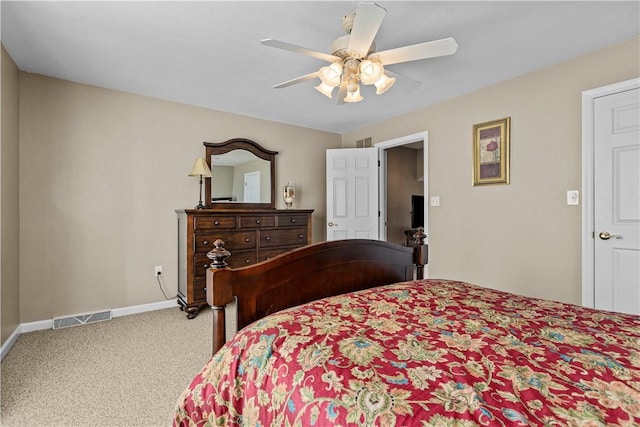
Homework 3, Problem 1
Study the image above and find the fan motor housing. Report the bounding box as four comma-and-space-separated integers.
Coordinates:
331, 34, 376, 59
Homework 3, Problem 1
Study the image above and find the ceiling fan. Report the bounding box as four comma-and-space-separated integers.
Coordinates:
261, 2, 458, 104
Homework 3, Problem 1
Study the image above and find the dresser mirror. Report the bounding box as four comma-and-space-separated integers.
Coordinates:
204, 138, 278, 209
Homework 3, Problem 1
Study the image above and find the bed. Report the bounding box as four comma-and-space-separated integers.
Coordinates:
174, 236, 640, 426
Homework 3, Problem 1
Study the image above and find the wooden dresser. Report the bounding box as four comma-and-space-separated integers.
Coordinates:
176, 208, 313, 318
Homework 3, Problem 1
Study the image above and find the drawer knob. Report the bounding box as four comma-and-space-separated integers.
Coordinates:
298, 234, 304, 239
290, 218, 296, 223
255, 219, 261, 224
265, 236, 271, 241
245, 259, 251, 263
203, 264, 209, 269
265, 257, 271, 260
214, 221, 219, 225
245, 238, 251, 242
203, 240, 209, 245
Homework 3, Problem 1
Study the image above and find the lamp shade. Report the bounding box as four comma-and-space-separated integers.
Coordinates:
344, 85, 364, 103
319, 62, 343, 87
189, 158, 212, 177
359, 59, 384, 85
315, 82, 335, 98
374, 74, 396, 95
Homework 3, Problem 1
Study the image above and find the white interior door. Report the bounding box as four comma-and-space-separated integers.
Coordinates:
243, 171, 260, 203
594, 87, 640, 315
326, 148, 379, 240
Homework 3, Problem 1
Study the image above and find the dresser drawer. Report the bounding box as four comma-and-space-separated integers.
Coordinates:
193, 255, 217, 279
194, 216, 236, 230
260, 227, 308, 248
192, 276, 207, 302
239, 215, 276, 229
194, 231, 257, 253
226, 250, 257, 269
277, 214, 308, 228
195, 251, 256, 275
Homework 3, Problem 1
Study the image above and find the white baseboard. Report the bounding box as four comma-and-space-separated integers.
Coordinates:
1, 326, 21, 361
111, 298, 177, 318
21, 319, 54, 333
1, 298, 178, 361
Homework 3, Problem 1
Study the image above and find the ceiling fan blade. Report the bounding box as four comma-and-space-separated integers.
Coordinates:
273, 71, 320, 89
347, 2, 387, 58
374, 37, 458, 66
261, 39, 341, 63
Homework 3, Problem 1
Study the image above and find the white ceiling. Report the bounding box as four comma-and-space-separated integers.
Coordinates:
2, 1, 638, 134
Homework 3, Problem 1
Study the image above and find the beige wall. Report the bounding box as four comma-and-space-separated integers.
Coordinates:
18, 74, 340, 323
7, 36, 639, 337
342, 37, 639, 305
1, 45, 21, 344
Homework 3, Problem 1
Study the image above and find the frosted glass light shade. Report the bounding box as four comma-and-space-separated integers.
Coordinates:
374, 74, 396, 95
359, 59, 384, 85
344, 86, 363, 103
315, 82, 335, 98
318, 62, 343, 87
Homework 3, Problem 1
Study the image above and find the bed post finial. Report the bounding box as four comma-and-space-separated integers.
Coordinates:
412, 227, 426, 245
206, 239, 231, 268
412, 227, 428, 280
206, 239, 232, 355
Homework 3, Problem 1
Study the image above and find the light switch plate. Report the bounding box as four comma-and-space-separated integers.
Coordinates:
430, 196, 440, 207
567, 190, 579, 205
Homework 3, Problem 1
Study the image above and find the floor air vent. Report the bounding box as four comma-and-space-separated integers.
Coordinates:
53, 310, 112, 329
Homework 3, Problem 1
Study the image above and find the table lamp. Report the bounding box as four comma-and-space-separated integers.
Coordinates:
189, 158, 212, 209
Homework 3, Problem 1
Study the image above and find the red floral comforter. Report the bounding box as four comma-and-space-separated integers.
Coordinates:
174, 279, 640, 426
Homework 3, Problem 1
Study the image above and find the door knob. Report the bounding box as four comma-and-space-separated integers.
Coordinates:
328, 221, 338, 227
599, 232, 622, 240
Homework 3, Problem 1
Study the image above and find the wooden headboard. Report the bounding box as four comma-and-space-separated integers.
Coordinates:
206, 232, 428, 354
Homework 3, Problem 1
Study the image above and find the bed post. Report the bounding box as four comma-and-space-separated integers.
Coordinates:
412, 228, 428, 279
206, 239, 232, 354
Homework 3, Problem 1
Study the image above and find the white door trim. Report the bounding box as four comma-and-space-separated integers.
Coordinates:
375, 131, 429, 243
581, 77, 640, 308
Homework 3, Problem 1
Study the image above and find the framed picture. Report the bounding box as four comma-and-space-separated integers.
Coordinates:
472, 117, 510, 186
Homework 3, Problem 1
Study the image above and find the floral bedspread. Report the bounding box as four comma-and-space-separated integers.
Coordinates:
174, 279, 640, 426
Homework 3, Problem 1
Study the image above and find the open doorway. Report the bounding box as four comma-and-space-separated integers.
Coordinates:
385, 143, 424, 245
376, 132, 428, 246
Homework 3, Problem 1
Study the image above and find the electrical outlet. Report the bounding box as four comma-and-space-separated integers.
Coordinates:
154, 265, 163, 276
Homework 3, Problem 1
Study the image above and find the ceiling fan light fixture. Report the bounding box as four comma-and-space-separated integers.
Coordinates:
318, 63, 343, 87
346, 78, 359, 93
359, 59, 384, 85
315, 82, 335, 98
344, 85, 364, 103
374, 74, 396, 95
329, 61, 343, 77
262, 3, 458, 105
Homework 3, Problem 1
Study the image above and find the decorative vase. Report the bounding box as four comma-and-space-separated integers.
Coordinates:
283, 182, 295, 209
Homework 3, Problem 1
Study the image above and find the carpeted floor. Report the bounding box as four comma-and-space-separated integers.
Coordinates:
1, 306, 213, 426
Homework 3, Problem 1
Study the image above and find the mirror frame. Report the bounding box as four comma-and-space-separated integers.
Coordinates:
204, 138, 278, 210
